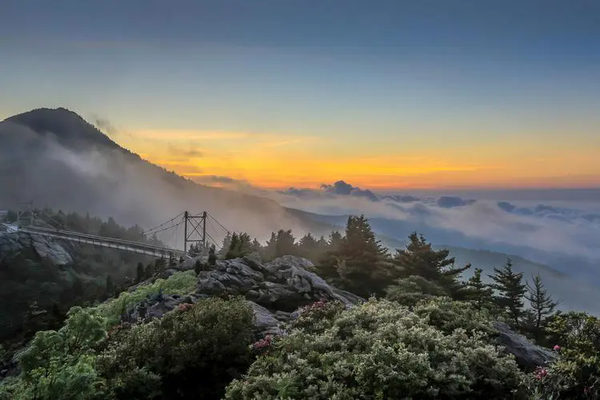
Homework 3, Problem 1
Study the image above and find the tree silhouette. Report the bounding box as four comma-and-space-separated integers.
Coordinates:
489, 259, 526, 327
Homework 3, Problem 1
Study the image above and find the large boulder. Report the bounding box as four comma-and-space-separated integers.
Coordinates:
493, 321, 557, 368
196, 255, 363, 312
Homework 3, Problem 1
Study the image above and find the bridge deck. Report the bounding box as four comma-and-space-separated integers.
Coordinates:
19, 226, 189, 259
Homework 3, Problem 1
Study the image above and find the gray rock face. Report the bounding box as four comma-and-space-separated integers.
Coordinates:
196, 255, 363, 312
0, 231, 73, 265
493, 321, 557, 368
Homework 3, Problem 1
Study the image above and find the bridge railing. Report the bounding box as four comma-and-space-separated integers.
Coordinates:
20, 225, 188, 258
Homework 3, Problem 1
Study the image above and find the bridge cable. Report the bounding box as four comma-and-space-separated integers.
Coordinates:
206, 218, 223, 248
142, 212, 185, 235
206, 212, 230, 234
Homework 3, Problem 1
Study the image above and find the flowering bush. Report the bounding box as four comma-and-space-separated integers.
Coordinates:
226, 298, 526, 399
177, 303, 193, 312
97, 297, 255, 400
527, 312, 600, 399
289, 299, 346, 334
251, 335, 273, 354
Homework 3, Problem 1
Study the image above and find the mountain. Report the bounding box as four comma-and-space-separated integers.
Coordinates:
0, 108, 333, 244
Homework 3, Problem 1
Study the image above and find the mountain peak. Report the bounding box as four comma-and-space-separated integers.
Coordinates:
4, 107, 119, 150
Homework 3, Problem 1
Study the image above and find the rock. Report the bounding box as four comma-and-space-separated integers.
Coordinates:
492, 321, 557, 368
248, 301, 284, 336
196, 256, 363, 312
125, 294, 191, 322
0, 231, 73, 265
121, 255, 362, 337
29, 234, 73, 265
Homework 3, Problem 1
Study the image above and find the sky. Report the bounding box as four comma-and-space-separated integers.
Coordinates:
1, 0, 599, 190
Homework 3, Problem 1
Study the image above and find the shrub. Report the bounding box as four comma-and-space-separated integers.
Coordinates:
94, 270, 196, 324
528, 312, 600, 399
0, 307, 108, 400
97, 296, 255, 399
226, 299, 526, 400
386, 275, 447, 307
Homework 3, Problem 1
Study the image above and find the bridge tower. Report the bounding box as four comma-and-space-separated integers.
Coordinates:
183, 211, 207, 255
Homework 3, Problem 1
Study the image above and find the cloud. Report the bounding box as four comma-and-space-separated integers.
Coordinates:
436, 196, 476, 208
166, 144, 204, 159
91, 116, 119, 138
273, 180, 600, 271
320, 180, 379, 202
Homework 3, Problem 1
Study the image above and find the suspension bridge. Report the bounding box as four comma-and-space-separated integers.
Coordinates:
3, 209, 230, 260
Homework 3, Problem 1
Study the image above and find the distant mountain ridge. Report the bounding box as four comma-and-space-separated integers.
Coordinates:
6, 108, 121, 151
0, 108, 334, 241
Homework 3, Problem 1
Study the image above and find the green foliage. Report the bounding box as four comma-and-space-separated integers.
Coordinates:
524, 274, 559, 342
489, 258, 527, 327
97, 297, 255, 399
394, 232, 470, 299
94, 270, 196, 325
528, 311, 600, 398
465, 268, 496, 311
207, 244, 217, 265
0, 210, 157, 341
315, 215, 394, 297
226, 298, 525, 400
385, 275, 447, 307
135, 262, 144, 283
0, 307, 108, 400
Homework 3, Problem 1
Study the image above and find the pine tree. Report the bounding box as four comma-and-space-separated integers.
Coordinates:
194, 260, 202, 276
489, 259, 527, 327
337, 215, 391, 297
394, 233, 470, 298
225, 233, 240, 259
525, 274, 560, 340
262, 232, 278, 261
298, 233, 318, 259
136, 262, 144, 283
219, 232, 232, 258
250, 239, 262, 254
275, 229, 297, 258
465, 268, 494, 310
105, 275, 115, 296
208, 245, 217, 265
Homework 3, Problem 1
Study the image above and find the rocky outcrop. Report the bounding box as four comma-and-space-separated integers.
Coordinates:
0, 231, 73, 265
493, 321, 557, 368
196, 255, 363, 312
123, 256, 362, 336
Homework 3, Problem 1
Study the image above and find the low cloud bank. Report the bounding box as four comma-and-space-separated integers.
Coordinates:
274, 180, 600, 271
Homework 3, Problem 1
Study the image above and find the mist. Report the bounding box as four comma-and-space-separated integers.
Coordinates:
0, 119, 325, 249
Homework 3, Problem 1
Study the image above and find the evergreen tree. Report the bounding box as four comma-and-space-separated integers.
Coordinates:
298, 233, 319, 259
194, 260, 202, 276
275, 229, 297, 258
394, 233, 470, 298
225, 233, 240, 259
250, 239, 262, 254
136, 262, 144, 283
525, 274, 560, 340
262, 232, 278, 261
208, 245, 217, 266
465, 268, 495, 310
145, 263, 154, 279
336, 215, 391, 297
489, 259, 527, 327
219, 233, 233, 258
105, 275, 114, 296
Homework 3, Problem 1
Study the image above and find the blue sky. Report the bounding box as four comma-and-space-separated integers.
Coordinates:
1, 0, 599, 189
